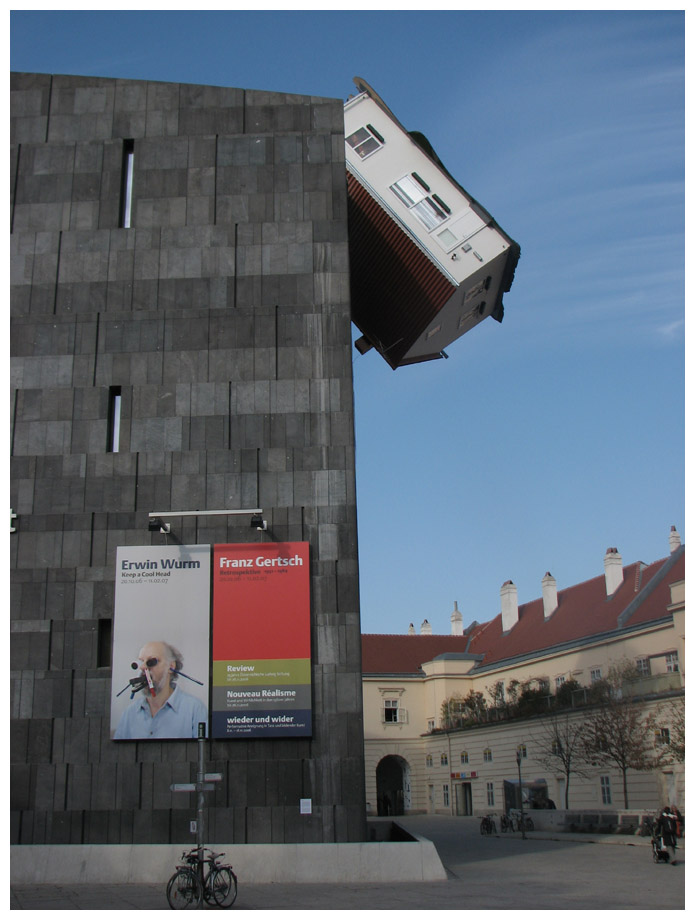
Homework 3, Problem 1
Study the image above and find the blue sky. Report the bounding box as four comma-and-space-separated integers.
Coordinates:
10, 10, 685, 635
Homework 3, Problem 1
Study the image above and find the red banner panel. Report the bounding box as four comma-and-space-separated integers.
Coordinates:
211, 542, 311, 738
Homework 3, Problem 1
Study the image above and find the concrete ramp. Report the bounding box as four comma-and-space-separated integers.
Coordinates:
11, 835, 447, 884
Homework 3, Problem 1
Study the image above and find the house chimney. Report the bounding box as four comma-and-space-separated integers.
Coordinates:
451, 601, 463, 636
420, 619, 432, 635
669, 525, 681, 554
407, 623, 415, 635
541, 572, 558, 619
603, 547, 623, 595
501, 580, 518, 632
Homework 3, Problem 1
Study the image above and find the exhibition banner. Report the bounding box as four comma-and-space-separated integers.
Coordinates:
211, 542, 312, 738
110, 544, 211, 740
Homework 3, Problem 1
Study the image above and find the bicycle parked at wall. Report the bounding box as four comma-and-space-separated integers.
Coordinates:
500, 813, 514, 832
166, 846, 238, 909
508, 809, 534, 832
480, 814, 497, 835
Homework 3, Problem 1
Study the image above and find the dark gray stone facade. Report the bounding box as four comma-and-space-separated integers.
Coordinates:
10, 73, 365, 845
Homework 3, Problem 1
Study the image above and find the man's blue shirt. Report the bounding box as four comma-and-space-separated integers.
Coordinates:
114, 686, 207, 739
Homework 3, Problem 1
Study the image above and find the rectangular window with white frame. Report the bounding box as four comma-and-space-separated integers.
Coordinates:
346, 124, 384, 159
636, 657, 651, 677
486, 782, 495, 807
600, 775, 612, 805
382, 697, 407, 724
443, 784, 450, 807
390, 174, 450, 232
666, 652, 679, 673
590, 668, 602, 683
655, 728, 671, 747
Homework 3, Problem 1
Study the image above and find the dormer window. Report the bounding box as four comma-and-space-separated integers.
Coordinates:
346, 124, 384, 159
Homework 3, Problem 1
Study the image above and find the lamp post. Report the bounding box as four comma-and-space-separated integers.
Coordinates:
516, 746, 527, 840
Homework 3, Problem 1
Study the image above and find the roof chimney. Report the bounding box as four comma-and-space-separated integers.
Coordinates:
541, 572, 558, 619
669, 525, 681, 554
603, 547, 623, 596
420, 619, 432, 635
407, 623, 415, 635
451, 601, 463, 636
501, 580, 518, 632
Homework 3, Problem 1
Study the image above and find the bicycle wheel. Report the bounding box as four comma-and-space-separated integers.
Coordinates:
525, 817, 534, 832
211, 866, 238, 908
166, 868, 203, 909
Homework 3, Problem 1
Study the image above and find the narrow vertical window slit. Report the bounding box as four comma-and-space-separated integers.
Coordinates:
119, 139, 135, 229
107, 386, 122, 453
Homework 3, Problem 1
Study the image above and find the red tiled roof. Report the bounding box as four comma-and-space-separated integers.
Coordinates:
362, 549, 684, 674
361, 634, 474, 674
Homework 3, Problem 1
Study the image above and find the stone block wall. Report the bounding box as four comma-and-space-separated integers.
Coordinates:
10, 72, 365, 845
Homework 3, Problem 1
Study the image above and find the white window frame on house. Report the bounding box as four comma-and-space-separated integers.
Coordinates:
460, 751, 469, 765
666, 652, 679, 673
600, 775, 612, 805
346, 124, 384, 159
483, 748, 493, 763
555, 675, 566, 689
390, 174, 450, 232
590, 667, 602, 683
636, 657, 651, 677
380, 689, 407, 724
655, 728, 671, 747
443, 784, 450, 807
426, 754, 433, 768
382, 698, 408, 724
440, 753, 448, 766
486, 782, 495, 807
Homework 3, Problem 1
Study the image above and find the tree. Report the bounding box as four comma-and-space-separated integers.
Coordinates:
533, 713, 593, 809
440, 690, 487, 729
659, 698, 685, 764
583, 662, 661, 808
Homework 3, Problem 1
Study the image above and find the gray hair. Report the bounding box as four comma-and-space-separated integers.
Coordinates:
161, 642, 183, 686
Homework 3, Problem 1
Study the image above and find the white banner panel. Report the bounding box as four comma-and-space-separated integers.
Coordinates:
110, 544, 210, 740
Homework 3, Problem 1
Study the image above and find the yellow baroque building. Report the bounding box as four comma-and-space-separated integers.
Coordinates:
362, 529, 684, 823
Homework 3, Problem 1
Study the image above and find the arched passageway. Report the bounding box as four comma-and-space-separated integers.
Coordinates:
376, 755, 411, 816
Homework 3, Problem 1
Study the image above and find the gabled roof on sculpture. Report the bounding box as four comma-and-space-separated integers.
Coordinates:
362, 546, 684, 675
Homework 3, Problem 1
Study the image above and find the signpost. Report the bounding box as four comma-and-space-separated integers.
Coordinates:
170, 721, 222, 904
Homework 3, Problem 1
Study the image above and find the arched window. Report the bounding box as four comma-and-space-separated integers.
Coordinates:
460, 751, 469, 765
440, 753, 448, 766
483, 748, 493, 763
425, 754, 433, 767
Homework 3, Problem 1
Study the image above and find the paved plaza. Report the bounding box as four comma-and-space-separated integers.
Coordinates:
11, 815, 686, 910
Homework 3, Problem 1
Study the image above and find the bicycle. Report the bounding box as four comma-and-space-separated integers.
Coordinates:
640, 815, 656, 837
166, 846, 238, 909
507, 809, 534, 832
514, 814, 534, 832
500, 813, 513, 833
480, 814, 496, 835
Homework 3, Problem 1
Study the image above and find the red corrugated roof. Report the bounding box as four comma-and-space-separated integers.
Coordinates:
362, 549, 684, 674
